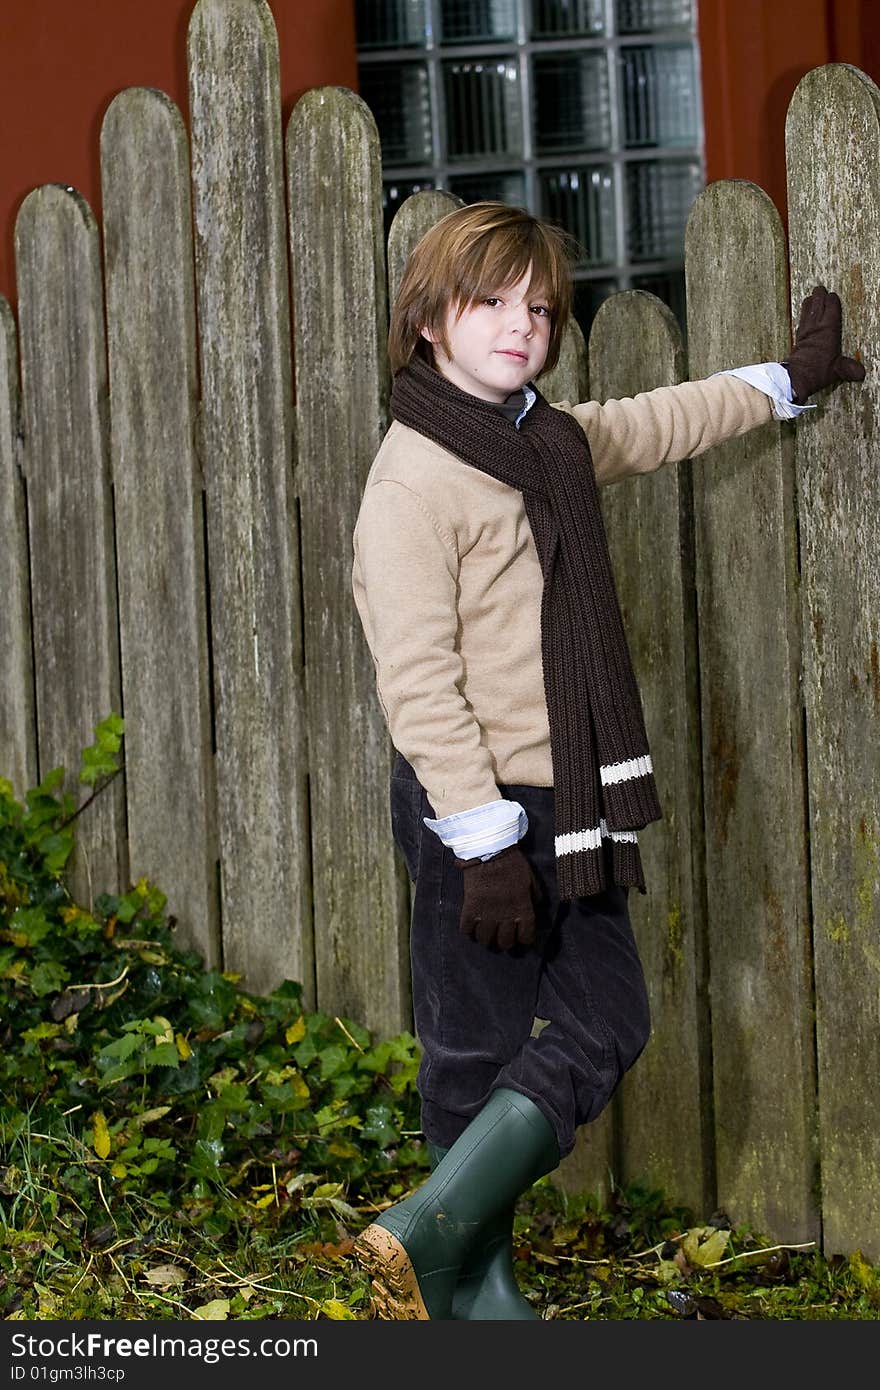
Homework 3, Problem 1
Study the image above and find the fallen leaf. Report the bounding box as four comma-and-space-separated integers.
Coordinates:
691, 1227, 731, 1267
92, 1111, 111, 1160
143, 1264, 187, 1288
193, 1299, 230, 1320
681, 1224, 730, 1268
320, 1299, 356, 1319
132, 1106, 171, 1128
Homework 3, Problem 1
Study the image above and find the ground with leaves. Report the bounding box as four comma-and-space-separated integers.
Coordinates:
2, 719, 879, 1321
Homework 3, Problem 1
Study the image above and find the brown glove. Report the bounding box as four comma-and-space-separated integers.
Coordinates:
453, 843, 541, 950
782, 285, 865, 404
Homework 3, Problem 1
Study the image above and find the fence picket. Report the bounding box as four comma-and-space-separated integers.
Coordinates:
287, 85, 408, 1038
0, 298, 35, 799
786, 62, 880, 1259
686, 179, 816, 1244
101, 86, 219, 968
14, 186, 125, 904
582, 289, 712, 1217
188, 0, 311, 999
387, 189, 462, 306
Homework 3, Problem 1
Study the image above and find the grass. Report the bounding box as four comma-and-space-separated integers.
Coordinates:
3, 1116, 879, 1321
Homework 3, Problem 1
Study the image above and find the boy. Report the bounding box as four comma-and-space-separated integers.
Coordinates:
351, 202, 863, 1319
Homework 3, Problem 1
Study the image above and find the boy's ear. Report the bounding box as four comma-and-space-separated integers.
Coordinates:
420, 324, 439, 344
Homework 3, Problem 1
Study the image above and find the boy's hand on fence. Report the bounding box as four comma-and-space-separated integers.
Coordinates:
454, 843, 540, 950
782, 284, 866, 404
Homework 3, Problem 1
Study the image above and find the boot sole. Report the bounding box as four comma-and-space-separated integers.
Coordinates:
354, 1223, 431, 1320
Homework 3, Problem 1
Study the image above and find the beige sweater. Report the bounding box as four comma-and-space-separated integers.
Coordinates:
352, 375, 772, 820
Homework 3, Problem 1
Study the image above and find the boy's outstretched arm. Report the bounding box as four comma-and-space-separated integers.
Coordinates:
557, 284, 866, 486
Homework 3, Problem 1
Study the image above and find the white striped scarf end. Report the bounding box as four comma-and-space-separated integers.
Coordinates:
555, 820, 639, 856
599, 754, 653, 786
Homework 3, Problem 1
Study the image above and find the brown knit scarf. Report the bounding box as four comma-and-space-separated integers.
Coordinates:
391, 355, 663, 897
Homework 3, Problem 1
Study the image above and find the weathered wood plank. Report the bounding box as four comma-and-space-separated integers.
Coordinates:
540, 315, 587, 403
575, 289, 714, 1218
686, 180, 816, 1244
14, 186, 126, 904
101, 87, 219, 968
387, 189, 462, 308
188, 0, 311, 999
0, 297, 36, 798
287, 86, 408, 1038
786, 63, 880, 1260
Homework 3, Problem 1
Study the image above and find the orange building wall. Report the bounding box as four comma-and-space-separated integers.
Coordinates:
0, 0, 358, 306
697, 0, 880, 226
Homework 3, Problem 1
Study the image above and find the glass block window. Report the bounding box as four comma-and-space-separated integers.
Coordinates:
443, 58, 523, 158
616, 0, 694, 34
356, 0, 705, 335
439, 0, 518, 43
358, 63, 433, 164
625, 158, 702, 259
532, 52, 611, 153
356, 0, 428, 48
540, 165, 616, 266
619, 45, 699, 147
532, 1, 606, 37
447, 169, 527, 205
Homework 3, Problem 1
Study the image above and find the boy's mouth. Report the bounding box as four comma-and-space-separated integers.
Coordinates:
497, 350, 528, 361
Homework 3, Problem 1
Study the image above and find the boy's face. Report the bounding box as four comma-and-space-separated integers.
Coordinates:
421, 268, 552, 404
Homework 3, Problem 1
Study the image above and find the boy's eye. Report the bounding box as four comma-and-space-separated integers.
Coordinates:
531, 304, 550, 317
482, 296, 501, 307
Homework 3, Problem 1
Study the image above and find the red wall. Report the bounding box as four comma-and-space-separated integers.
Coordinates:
0, 0, 358, 305
698, 0, 880, 226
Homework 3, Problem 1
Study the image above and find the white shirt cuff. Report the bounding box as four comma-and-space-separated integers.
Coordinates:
716, 362, 816, 420
423, 798, 528, 860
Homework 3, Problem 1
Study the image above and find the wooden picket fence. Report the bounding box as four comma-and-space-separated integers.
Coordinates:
1, 0, 877, 1258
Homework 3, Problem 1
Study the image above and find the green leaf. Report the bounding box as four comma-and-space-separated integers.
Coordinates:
336, 1017, 371, 1050
33, 767, 65, 796
140, 1017, 174, 1037
186, 1137, 225, 1180
143, 1042, 180, 1069
359, 1103, 399, 1147
317, 1044, 349, 1080
9, 905, 53, 946
37, 831, 74, 873
79, 714, 124, 786
98, 1033, 142, 1063
21, 1021, 62, 1044
115, 891, 143, 924
28, 960, 70, 997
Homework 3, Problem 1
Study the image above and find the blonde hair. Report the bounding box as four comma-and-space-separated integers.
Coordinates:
388, 201, 576, 376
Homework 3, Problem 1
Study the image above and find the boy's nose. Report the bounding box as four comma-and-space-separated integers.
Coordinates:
507, 304, 533, 336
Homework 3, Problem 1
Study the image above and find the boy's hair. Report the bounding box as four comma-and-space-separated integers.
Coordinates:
388, 201, 576, 377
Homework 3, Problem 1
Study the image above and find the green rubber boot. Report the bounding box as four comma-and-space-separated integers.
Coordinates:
354, 1087, 559, 1320
427, 1143, 539, 1320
